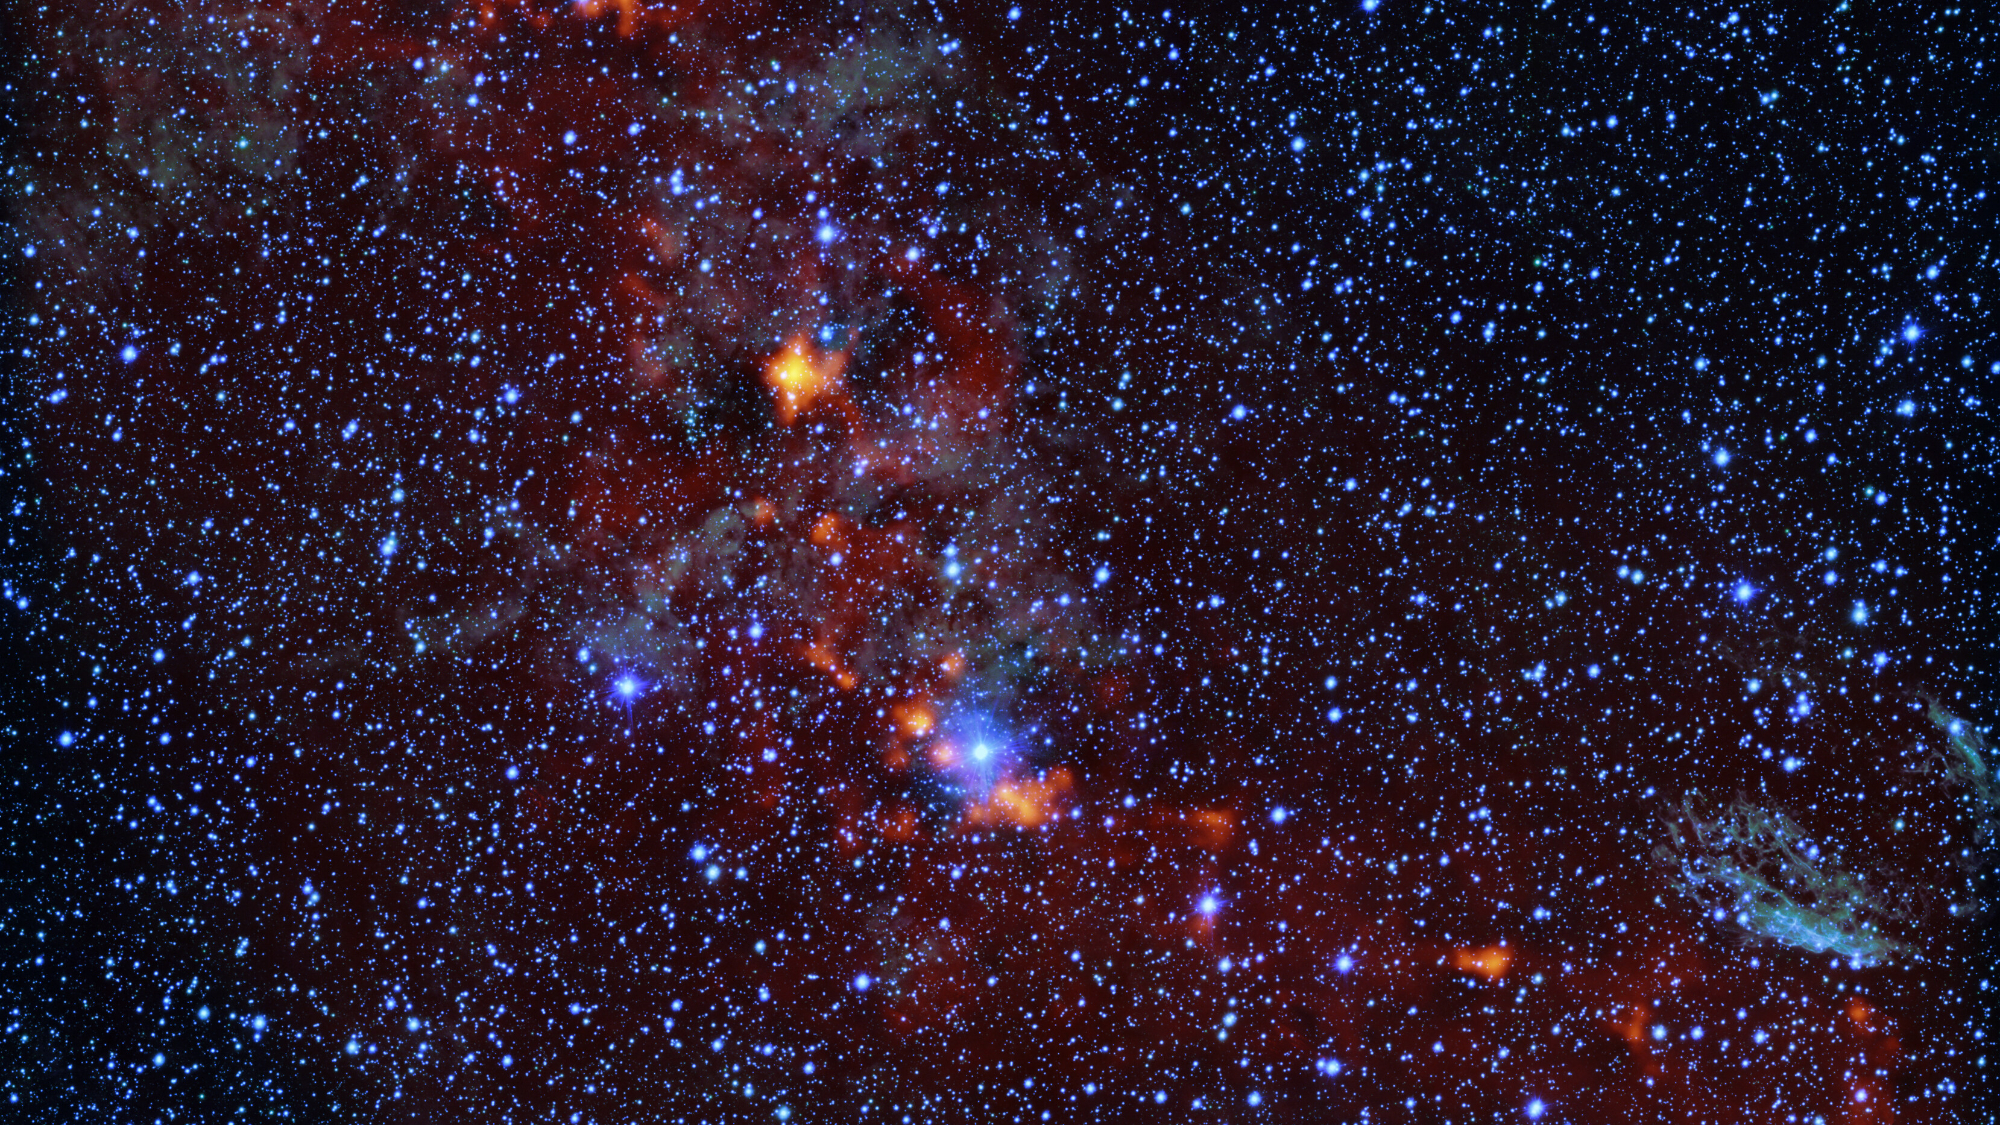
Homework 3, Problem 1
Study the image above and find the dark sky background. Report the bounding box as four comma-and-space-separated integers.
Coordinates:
4, 0, 1996, 1121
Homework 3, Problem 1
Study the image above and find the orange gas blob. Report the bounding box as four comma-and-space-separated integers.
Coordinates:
892, 698, 937, 738
763, 335, 847, 425
965, 768, 1076, 829
1450, 945, 1515, 981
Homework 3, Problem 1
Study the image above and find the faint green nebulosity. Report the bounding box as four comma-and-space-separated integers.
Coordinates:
1655, 699, 1999, 966
1920, 696, 1998, 832
1656, 791, 1911, 966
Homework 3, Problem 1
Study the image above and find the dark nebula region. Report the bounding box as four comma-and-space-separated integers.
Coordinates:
4, 0, 1997, 1122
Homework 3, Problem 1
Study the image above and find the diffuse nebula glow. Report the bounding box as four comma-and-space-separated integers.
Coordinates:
8, 0, 1992, 1122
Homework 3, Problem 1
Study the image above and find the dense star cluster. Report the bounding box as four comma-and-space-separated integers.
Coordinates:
4, 1, 1995, 1122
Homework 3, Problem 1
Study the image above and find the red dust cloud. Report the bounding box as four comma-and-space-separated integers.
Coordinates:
8, 1, 1993, 1123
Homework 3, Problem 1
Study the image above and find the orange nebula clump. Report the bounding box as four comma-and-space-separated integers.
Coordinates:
1602, 999, 1665, 1081
809, 512, 845, 548
1449, 945, 1515, 981
802, 641, 857, 691
763, 335, 848, 425
965, 768, 1076, 829
566, 0, 700, 37
1187, 808, 1237, 852
1610, 1000, 1651, 1048
892, 698, 936, 738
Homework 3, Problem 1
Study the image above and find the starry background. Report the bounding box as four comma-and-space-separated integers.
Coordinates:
3, 0, 1996, 1122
